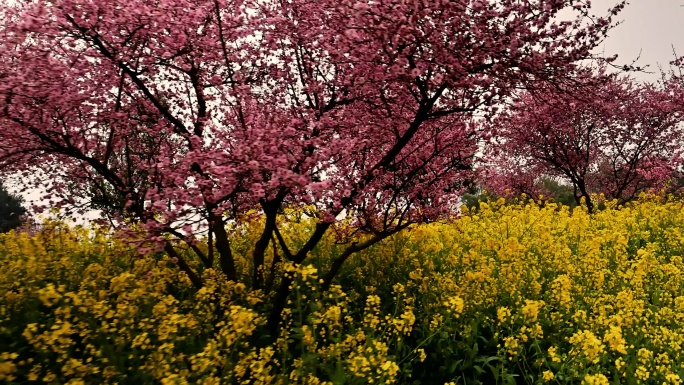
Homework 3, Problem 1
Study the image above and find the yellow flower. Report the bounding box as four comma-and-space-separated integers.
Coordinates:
522, 300, 544, 322
604, 326, 627, 354
497, 306, 511, 324
161, 374, 189, 385
582, 373, 609, 385
637, 347, 652, 364
37, 283, 62, 307
666, 373, 682, 385
444, 295, 465, 317
503, 336, 520, 356
569, 330, 604, 364
635, 365, 650, 381
42, 372, 57, 383
0, 358, 17, 382
417, 349, 427, 362
548, 346, 562, 363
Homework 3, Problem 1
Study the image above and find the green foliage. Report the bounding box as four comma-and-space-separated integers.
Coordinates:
0, 182, 26, 233
539, 178, 578, 208
463, 177, 578, 212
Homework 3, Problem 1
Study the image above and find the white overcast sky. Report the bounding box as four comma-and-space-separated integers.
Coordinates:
594, 0, 684, 80
6, 0, 684, 216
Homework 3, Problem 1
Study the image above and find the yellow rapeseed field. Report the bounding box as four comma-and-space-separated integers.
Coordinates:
2, 195, 684, 384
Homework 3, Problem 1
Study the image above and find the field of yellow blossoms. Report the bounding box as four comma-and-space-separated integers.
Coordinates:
3, 195, 684, 384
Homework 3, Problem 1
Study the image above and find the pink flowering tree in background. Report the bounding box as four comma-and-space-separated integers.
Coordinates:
0, 0, 624, 332
484, 69, 684, 213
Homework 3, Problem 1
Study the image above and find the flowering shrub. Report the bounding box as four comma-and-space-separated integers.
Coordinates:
4, 195, 684, 383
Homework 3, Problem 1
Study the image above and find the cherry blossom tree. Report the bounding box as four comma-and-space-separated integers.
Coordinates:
0, 0, 624, 332
484, 70, 684, 212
